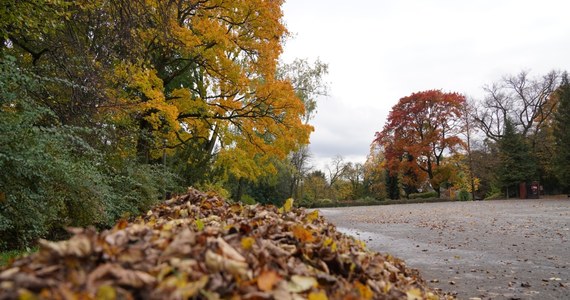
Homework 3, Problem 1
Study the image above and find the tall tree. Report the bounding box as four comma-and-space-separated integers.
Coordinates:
553, 72, 570, 191
374, 90, 466, 197
363, 145, 387, 200
301, 170, 328, 205
3, 0, 312, 184
344, 162, 365, 200
473, 70, 563, 195
278, 58, 329, 198
473, 70, 561, 144
497, 118, 536, 197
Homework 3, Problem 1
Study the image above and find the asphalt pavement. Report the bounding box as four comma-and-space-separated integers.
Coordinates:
318, 199, 570, 300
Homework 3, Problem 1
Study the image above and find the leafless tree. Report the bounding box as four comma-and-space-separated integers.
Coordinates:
473, 70, 561, 146
326, 155, 348, 187
288, 145, 312, 199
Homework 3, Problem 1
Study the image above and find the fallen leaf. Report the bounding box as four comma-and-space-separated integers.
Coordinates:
283, 198, 294, 213
195, 219, 205, 231
407, 288, 423, 300
355, 281, 373, 299
287, 275, 317, 293
241, 237, 255, 250
306, 210, 319, 222
215, 237, 246, 262
308, 290, 328, 300
258, 270, 282, 292
96, 285, 116, 300
292, 225, 315, 243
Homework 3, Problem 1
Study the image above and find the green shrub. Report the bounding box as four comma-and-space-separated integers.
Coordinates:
457, 189, 471, 201
409, 191, 438, 199
484, 192, 503, 200
240, 194, 257, 205
195, 182, 230, 199
0, 56, 181, 250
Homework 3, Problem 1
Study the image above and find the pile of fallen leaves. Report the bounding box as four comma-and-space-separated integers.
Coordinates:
0, 188, 452, 299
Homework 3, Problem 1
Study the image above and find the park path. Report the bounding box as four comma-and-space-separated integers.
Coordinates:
318, 199, 570, 300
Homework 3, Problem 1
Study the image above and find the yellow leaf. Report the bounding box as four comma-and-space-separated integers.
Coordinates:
331, 242, 337, 252
308, 290, 328, 300
17, 289, 38, 300
306, 210, 319, 222
406, 288, 423, 300
257, 270, 282, 292
96, 285, 117, 300
196, 219, 204, 231
162, 222, 173, 231
241, 237, 255, 250
283, 198, 294, 212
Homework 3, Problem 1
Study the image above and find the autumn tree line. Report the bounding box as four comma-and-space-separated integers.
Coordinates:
319, 71, 570, 205
235, 63, 570, 207
1, 0, 569, 251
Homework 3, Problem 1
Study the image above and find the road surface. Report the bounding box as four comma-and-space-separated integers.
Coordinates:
318, 199, 570, 299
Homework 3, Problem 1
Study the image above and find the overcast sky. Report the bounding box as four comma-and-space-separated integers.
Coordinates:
280, 0, 570, 171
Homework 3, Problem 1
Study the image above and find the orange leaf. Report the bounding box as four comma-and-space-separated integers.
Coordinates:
292, 225, 315, 243
114, 219, 128, 230
257, 270, 281, 292
354, 281, 373, 300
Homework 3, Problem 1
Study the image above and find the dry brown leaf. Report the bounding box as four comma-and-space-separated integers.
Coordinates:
287, 275, 317, 293
0, 188, 452, 300
215, 237, 246, 262
39, 233, 93, 258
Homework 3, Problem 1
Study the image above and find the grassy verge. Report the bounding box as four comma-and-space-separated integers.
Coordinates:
307, 197, 456, 208
0, 248, 37, 267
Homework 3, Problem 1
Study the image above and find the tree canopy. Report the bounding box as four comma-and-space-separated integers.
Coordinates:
374, 90, 466, 196
0, 0, 318, 250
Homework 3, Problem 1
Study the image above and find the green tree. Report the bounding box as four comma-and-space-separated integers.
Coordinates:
497, 118, 536, 197
301, 171, 328, 205
363, 145, 387, 200
278, 58, 328, 199
553, 72, 570, 191
0, 56, 177, 250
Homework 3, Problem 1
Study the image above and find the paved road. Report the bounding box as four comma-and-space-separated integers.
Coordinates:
318, 199, 570, 300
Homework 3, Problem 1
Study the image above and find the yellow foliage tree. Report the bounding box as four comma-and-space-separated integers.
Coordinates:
5, 0, 312, 181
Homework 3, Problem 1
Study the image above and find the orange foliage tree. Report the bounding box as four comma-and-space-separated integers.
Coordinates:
374, 90, 466, 197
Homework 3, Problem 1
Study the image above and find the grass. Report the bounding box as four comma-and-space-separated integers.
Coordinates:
307, 197, 457, 208
0, 248, 37, 267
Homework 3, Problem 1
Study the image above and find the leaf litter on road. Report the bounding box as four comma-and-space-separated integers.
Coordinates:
0, 188, 453, 299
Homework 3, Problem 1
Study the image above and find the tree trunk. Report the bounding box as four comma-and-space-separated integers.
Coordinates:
235, 178, 244, 202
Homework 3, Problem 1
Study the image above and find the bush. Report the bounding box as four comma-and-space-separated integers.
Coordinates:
0, 56, 181, 250
409, 191, 438, 199
240, 194, 257, 205
457, 189, 471, 201
194, 182, 230, 200
484, 192, 503, 200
